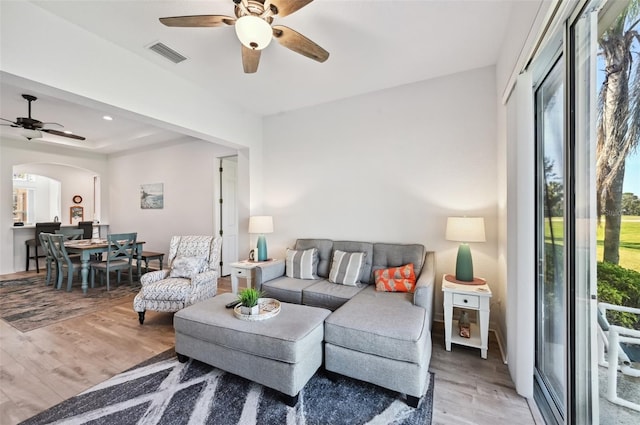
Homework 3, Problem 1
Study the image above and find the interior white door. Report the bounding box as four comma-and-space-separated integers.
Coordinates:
220, 157, 238, 276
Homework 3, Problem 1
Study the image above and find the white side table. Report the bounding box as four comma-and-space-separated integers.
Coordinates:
442, 274, 492, 359
229, 259, 281, 294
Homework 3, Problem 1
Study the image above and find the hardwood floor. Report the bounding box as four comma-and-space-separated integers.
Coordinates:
0, 271, 538, 425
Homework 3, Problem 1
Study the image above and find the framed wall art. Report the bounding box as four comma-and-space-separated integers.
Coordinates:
70, 206, 84, 224
140, 183, 164, 209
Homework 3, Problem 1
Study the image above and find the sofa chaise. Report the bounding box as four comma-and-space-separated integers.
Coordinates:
254, 238, 435, 407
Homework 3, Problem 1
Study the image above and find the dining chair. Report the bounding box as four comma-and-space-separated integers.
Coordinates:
55, 228, 84, 262
25, 222, 61, 272
55, 228, 85, 240
38, 232, 57, 286
48, 233, 82, 291
91, 232, 137, 291
77, 221, 94, 239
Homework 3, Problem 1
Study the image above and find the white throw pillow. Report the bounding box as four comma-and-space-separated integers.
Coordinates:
328, 250, 366, 286
169, 256, 207, 279
285, 248, 319, 279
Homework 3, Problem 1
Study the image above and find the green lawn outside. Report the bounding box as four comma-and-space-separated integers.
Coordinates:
544, 216, 640, 272
597, 216, 640, 272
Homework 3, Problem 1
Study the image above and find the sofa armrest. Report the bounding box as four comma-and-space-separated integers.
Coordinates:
413, 252, 435, 328
254, 260, 286, 290
140, 269, 170, 286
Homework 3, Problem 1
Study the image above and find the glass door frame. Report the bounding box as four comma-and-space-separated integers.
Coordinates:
533, 52, 567, 425
530, 0, 602, 423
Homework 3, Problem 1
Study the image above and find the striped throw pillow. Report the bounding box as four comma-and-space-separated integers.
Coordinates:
285, 248, 319, 279
329, 250, 366, 286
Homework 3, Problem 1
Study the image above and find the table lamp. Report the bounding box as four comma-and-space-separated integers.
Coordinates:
445, 217, 486, 282
248, 216, 273, 261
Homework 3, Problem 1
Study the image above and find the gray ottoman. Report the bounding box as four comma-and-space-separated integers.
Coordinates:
174, 293, 331, 406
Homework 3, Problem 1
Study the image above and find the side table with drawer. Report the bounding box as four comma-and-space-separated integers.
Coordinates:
442, 274, 492, 359
229, 259, 283, 294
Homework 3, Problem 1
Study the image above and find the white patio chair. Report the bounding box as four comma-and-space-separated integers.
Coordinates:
597, 302, 640, 412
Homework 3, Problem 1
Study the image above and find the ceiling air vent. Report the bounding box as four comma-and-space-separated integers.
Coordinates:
148, 42, 187, 64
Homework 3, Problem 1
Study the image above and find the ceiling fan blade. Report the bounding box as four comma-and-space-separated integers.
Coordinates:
269, 0, 313, 17
159, 15, 236, 27
241, 45, 261, 73
1, 117, 17, 125
42, 129, 86, 141
272, 25, 329, 63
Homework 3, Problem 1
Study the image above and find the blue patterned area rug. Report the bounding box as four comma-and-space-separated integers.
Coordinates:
0, 276, 140, 332
20, 350, 434, 425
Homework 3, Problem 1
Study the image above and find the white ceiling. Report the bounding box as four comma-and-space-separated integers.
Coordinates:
1, 0, 520, 153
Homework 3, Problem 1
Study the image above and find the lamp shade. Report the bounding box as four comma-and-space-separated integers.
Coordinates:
445, 217, 486, 242
235, 15, 273, 50
248, 216, 273, 234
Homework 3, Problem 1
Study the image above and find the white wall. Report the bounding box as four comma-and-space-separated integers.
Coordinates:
106, 139, 237, 259
262, 66, 499, 324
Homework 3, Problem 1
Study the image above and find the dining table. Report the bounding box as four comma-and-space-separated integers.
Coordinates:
64, 238, 145, 294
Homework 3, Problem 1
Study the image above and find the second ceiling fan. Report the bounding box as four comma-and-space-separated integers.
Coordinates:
160, 0, 329, 73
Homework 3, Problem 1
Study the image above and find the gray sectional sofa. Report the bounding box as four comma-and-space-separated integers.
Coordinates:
254, 238, 435, 407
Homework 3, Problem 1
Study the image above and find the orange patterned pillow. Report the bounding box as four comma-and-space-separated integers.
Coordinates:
374, 263, 416, 292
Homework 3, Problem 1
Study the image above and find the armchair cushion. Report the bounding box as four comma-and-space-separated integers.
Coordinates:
170, 256, 207, 279
140, 278, 193, 301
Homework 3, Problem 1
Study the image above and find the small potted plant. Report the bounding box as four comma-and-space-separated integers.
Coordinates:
238, 288, 262, 315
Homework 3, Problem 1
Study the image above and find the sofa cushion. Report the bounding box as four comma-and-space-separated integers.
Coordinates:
324, 286, 429, 363
374, 263, 416, 292
372, 243, 425, 280
285, 248, 318, 279
261, 276, 318, 304
169, 256, 207, 278
302, 280, 366, 311
328, 250, 366, 286
294, 239, 333, 278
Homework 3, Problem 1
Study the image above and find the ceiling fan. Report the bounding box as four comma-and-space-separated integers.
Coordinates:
160, 0, 329, 73
0, 94, 86, 141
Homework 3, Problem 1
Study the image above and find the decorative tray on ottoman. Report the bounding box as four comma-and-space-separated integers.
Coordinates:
234, 298, 281, 321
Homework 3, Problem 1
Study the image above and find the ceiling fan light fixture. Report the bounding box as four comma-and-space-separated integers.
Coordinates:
21, 129, 42, 140
235, 15, 272, 50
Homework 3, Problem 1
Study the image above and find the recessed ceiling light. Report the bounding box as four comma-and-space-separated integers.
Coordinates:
103, 115, 113, 121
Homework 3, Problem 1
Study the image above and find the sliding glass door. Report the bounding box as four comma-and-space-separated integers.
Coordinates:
535, 57, 566, 424
531, 1, 610, 423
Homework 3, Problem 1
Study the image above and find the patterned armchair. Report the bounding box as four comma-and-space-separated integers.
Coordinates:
133, 235, 222, 324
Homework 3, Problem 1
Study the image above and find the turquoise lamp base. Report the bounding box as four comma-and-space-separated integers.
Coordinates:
455, 243, 474, 282
257, 235, 268, 261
